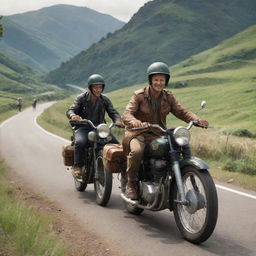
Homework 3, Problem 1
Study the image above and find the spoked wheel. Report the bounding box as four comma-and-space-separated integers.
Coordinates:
173, 166, 218, 244
94, 150, 113, 206
74, 165, 90, 192
121, 173, 144, 215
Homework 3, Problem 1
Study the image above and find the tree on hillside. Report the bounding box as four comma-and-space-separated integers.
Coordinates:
0, 16, 3, 38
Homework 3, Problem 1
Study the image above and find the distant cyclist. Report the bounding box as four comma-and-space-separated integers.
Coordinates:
32, 98, 37, 110
16, 97, 22, 112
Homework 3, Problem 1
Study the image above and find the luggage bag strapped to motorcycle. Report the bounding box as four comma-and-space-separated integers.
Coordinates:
103, 144, 126, 173
62, 144, 74, 166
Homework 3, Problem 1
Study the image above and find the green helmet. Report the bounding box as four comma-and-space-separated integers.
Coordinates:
147, 62, 170, 86
87, 74, 105, 91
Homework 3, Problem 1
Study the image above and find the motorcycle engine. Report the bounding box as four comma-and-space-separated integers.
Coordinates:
139, 181, 159, 204
139, 158, 167, 204
149, 158, 167, 183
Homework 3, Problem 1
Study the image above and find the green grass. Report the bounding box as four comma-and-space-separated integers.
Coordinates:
0, 159, 67, 256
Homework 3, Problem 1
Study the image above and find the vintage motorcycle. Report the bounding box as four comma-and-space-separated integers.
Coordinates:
69, 119, 120, 206
118, 101, 218, 244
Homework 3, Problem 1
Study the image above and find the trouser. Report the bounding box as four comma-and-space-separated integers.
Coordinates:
126, 136, 192, 182
74, 127, 119, 167
126, 136, 146, 182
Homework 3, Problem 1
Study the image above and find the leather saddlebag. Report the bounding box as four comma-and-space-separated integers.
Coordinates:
62, 144, 74, 166
103, 144, 126, 173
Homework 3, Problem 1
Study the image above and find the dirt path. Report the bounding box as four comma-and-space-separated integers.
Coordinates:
8, 170, 120, 256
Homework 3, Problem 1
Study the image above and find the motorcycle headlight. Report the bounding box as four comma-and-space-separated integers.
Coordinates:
88, 131, 96, 141
173, 126, 190, 146
97, 124, 110, 138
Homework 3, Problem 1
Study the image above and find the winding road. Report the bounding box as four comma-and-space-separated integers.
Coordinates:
0, 103, 256, 256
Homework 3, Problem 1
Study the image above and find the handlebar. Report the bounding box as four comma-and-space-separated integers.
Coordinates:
69, 119, 123, 129
131, 124, 166, 132
131, 121, 208, 132
69, 119, 96, 129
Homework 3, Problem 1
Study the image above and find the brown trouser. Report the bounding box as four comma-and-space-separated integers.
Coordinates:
126, 136, 146, 182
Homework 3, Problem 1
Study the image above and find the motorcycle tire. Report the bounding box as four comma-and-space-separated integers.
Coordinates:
74, 165, 89, 192
94, 149, 113, 206
173, 166, 218, 244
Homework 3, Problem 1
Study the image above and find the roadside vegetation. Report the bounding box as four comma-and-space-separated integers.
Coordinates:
0, 159, 67, 256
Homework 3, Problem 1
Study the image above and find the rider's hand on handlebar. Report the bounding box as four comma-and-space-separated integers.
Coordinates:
131, 120, 149, 128
70, 115, 81, 121
194, 119, 209, 129
115, 120, 125, 128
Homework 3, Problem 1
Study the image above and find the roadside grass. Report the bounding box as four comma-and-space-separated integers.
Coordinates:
0, 159, 68, 256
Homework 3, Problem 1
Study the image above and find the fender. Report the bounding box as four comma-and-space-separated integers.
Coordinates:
180, 156, 210, 170
169, 157, 210, 211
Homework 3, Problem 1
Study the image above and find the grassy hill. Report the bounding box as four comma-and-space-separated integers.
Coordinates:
0, 53, 69, 121
38, 24, 256, 183
0, 5, 124, 72
45, 0, 256, 91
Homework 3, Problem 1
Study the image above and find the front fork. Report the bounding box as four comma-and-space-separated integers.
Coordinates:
93, 142, 99, 180
167, 135, 188, 206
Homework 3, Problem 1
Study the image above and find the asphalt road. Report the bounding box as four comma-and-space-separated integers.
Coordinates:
1, 103, 256, 256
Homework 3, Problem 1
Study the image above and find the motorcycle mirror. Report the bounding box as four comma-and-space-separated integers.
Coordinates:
200, 100, 206, 109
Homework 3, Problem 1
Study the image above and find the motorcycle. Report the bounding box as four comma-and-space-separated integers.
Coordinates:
119, 101, 218, 244
69, 119, 120, 206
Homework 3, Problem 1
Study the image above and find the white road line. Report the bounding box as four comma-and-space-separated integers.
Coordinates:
216, 184, 256, 200
0, 113, 18, 128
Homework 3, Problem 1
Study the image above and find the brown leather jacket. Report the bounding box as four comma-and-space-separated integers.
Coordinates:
122, 86, 199, 154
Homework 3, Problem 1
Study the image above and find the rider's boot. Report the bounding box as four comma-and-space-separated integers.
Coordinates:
126, 172, 138, 200
72, 167, 82, 178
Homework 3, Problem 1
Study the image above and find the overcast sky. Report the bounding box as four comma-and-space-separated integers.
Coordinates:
1, 0, 152, 22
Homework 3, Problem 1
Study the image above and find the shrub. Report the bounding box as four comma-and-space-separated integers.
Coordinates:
232, 129, 255, 138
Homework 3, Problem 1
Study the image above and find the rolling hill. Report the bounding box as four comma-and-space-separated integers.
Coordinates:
0, 5, 124, 72
0, 52, 67, 121
45, 0, 256, 91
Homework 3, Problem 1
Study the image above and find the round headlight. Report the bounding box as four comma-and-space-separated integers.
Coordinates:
173, 127, 190, 146
97, 124, 110, 138
88, 131, 96, 141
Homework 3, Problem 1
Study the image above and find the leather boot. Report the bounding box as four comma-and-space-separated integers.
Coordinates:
126, 180, 138, 200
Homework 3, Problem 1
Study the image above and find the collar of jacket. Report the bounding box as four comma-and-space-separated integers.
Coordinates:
142, 86, 165, 101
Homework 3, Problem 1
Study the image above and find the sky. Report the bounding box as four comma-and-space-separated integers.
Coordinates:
1, 0, 152, 22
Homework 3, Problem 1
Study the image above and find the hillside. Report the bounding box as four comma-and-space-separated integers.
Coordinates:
0, 53, 67, 121
41, 24, 256, 136
0, 5, 124, 72
45, 0, 256, 91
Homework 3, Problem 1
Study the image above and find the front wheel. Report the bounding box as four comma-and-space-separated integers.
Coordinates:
173, 166, 218, 244
94, 150, 112, 206
74, 165, 88, 192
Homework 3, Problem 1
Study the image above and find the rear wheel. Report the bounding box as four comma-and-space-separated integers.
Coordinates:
94, 150, 113, 206
173, 166, 218, 244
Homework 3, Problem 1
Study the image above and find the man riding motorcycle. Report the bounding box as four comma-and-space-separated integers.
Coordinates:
66, 74, 123, 178
122, 62, 209, 200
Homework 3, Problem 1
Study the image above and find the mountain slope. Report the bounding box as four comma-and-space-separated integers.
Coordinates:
46, 0, 256, 91
0, 53, 66, 119
0, 5, 124, 72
